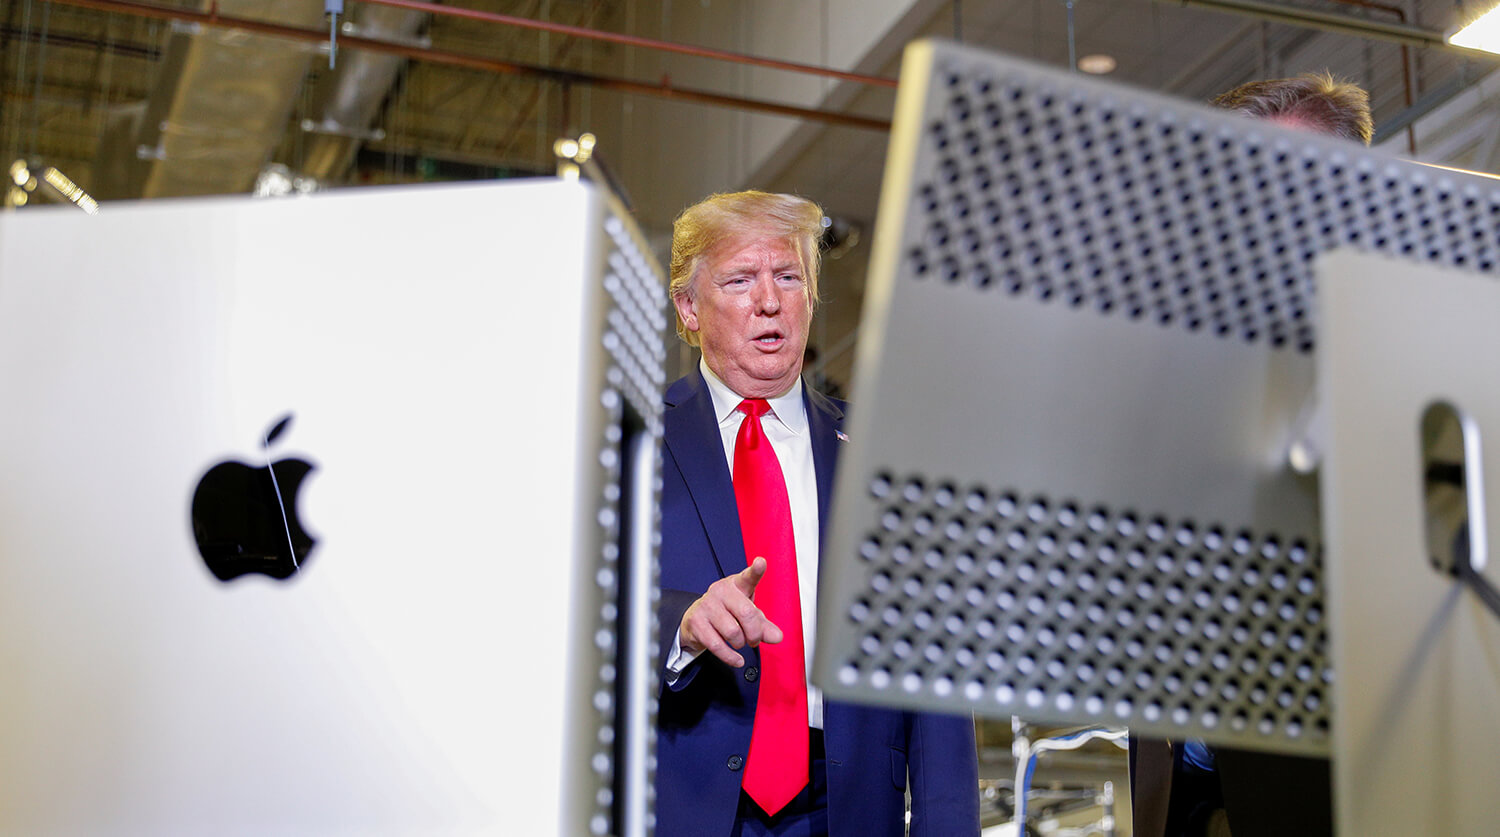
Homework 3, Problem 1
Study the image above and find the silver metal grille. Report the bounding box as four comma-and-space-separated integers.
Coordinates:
817, 41, 1500, 758
602, 211, 671, 433
909, 53, 1500, 354
586, 198, 669, 836
838, 472, 1330, 747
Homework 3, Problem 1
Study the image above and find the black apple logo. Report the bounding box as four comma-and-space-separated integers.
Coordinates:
190, 414, 317, 581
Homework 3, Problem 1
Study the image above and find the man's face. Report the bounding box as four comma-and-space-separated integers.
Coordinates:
674, 232, 812, 399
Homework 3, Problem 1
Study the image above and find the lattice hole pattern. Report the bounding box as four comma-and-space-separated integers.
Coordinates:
905, 59, 1500, 352
833, 473, 1331, 747
588, 207, 670, 836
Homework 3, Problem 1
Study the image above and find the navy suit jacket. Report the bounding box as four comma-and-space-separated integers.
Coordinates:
1129, 737, 1332, 837
655, 370, 979, 837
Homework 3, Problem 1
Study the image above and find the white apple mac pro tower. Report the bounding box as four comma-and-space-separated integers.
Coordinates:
815, 40, 1500, 835
0, 179, 666, 836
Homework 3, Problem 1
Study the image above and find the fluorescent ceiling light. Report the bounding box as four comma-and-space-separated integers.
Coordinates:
1449, 3, 1500, 53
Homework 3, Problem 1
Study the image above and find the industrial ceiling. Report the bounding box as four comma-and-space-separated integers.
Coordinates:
3, 0, 1498, 380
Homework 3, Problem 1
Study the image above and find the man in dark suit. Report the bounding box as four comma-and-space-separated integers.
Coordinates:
655, 190, 980, 837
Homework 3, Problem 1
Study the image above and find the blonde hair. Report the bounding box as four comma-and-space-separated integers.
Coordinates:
669, 190, 824, 346
1211, 71, 1373, 145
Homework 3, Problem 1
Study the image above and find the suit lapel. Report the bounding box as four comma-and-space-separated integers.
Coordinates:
804, 385, 845, 537
664, 371, 746, 579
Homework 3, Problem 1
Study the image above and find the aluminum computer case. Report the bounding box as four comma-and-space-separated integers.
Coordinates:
0, 179, 667, 836
1319, 249, 1500, 835
815, 39, 1500, 760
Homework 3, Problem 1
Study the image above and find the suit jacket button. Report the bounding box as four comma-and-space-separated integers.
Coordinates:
727, 755, 744, 771
744, 666, 759, 682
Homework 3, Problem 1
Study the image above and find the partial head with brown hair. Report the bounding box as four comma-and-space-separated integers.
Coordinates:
1212, 72, 1373, 145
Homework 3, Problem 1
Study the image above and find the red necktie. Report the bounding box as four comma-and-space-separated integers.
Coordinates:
733, 398, 809, 816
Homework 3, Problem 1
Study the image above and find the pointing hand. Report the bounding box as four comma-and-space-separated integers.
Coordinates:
680, 557, 785, 668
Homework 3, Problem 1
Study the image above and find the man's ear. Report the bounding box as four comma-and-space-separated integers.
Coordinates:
673, 293, 699, 333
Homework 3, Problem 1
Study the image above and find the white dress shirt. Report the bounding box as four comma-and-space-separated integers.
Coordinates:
666, 359, 824, 729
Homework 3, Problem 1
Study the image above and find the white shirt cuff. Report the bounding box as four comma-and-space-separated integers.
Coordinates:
665, 629, 703, 685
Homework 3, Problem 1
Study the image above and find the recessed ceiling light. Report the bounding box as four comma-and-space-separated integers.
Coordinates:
1077, 54, 1117, 75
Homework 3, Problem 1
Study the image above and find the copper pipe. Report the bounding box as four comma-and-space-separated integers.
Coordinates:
357, 0, 898, 89
1322, 0, 1415, 152
486, 0, 608, 161
45, 0, 892, 132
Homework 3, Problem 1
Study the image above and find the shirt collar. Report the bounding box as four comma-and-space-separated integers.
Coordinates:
699, 358, 808, 436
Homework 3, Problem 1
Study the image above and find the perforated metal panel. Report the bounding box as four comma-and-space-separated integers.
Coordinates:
582, 197, 670, 837
815, 41, 1500, 757
601, 211, 672, 429
900, 55, 1500, 351
0, 180, 669, 835
844, 475, 1328, 742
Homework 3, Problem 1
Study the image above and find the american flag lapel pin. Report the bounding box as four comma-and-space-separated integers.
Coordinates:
836, 430, 850, 442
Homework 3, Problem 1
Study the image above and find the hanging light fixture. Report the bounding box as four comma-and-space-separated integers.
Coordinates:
4, 159, 98, 214
1077, 54, 1117, 75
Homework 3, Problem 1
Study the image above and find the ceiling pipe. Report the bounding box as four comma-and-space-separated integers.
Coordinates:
481, 0, 610, 169
1372, 67, 1497, 144
0, 24, 161, 60
298, 3, 430, 180
90, 0, 326, 200
46, 0, 892, 132
1154, 0, 1450, 49
356, 0, 899, 90
1322, 0, 1415, 151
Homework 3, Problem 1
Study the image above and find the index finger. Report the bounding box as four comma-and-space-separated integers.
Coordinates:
733, 556, 768, 596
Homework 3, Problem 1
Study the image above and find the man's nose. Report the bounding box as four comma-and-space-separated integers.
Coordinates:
752, 275, 781, 314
